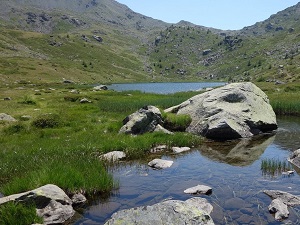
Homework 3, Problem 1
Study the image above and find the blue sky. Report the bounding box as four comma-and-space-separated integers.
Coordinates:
116, 0, 300, 30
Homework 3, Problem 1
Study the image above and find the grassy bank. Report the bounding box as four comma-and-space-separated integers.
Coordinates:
0, 84, 201, 196
257, 82, 300, 116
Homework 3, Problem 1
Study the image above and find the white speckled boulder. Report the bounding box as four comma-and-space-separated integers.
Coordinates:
165, 82, 277, 140
104, 197, 214, 225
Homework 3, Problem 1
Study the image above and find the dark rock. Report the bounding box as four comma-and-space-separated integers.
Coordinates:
119, 105, 163, 135
93, 35, 103, 42
71, 193, 87, 206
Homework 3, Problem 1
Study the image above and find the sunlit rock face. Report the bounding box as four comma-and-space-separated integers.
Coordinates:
165, 82, 277, 140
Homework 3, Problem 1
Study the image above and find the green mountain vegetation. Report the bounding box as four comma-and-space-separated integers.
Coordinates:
0, 0, 300, 84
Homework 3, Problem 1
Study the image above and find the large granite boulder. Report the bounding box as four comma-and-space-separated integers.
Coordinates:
0, 184, 75, 224
165, 82, 277, 140
119, 105, 164, 135
104, 197, 214, 225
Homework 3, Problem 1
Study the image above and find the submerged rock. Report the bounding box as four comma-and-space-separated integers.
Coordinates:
263, 190, 300, 206
104, 197, 214, 225
0, 184, 75, 224
184, 185, 212, 195
165, 82, 277, 140
148, 159, 173, 169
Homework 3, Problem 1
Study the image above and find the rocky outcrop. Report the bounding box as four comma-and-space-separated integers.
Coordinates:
119, 105, 165, 135
0, 184, 75, 224
165, 82, 277, 140
104, 197, 214, 225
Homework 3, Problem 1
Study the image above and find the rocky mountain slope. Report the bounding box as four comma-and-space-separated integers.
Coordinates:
0, 0, 299, 84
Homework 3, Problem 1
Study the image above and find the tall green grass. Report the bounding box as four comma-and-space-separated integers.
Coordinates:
261, 158, 293, 177
0, 201, 43, 225
0, 87, 201, 196
258, 82, 300, 116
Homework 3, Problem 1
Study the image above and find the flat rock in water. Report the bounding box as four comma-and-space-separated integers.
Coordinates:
101, 151, 126, 161
148, 159, 173, 169
184, 185, 212, 195
104, 197, 214, 225
165, 82, 277, 140
263, 190, 300, 206
268, 199, 289, 220
172, 146, 191, 153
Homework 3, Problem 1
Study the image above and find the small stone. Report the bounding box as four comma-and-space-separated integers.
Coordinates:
93, 85, 108, 91
0, 113, 16, 122
184, 184, 212, 195
268, 199, 289, 220
71, 193, 87, 206
80, 98, 92, 103
172, 146, 191, 154
70, 89, 80, 94
148, 159, 173, 169
100, 151, 126, 161
150, 145, 167, 153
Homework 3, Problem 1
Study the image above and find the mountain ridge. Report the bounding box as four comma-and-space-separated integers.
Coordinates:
0, 0, 299, 84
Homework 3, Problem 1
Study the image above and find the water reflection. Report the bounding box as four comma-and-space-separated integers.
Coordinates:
75, 117, 300, 225
200, 134, 276, 166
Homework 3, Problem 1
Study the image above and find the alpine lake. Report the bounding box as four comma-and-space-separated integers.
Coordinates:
74, 83, 300, 225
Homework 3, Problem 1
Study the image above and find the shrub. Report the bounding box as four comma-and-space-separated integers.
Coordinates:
19, 95, 36, 105
64, 95, 79, 102
32, 114, 61, 128
4, 123, 27, 134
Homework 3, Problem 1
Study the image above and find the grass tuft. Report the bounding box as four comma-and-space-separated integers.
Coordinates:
0, 201, 43, 225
